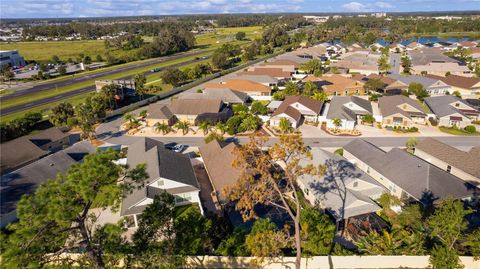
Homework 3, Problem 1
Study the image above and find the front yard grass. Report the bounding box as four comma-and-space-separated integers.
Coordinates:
439, 126, 480, 136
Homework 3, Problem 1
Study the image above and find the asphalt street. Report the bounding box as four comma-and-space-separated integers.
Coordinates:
96, 116, 480, 149
0, 53, 213, 115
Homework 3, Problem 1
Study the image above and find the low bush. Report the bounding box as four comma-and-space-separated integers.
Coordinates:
428, 117, 438, 126
464, 125, 476, 133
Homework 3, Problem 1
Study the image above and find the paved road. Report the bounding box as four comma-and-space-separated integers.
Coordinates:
96, 116, 480, 149
389, 52, 401, 74
0, 54, 212, 115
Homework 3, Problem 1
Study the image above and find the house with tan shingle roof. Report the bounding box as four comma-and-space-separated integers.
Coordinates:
239, 68, 293, 80
270, 95, 324, 128
425, 74, 480, 95
305, 74, 365, 96
146, 99, 227, 125
378, 95, 427, 127
414, 138, 480, 185
411, 62, 472, 77
204, 79, 272, 97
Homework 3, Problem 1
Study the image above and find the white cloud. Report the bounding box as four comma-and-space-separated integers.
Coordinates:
374, 1, 394, 8
342, 1, 368, 11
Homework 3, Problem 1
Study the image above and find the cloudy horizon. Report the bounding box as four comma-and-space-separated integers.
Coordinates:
1, 0, 479, 19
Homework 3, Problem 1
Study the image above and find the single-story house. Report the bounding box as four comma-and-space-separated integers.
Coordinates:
146, 99, 226, 126
1, 141, 95, 228
239, 67, 293, 80
234, 74, 279, 87
0, 127, 71, 175
257, 59, 300, 73
378, 95, 427, 127
297, 148, 385, 223
388, 43, 406, 53
199, 140, 242, 211
424, 74, 480, 96
343, 139, 474, 203
204, 79, 272, 97
406, 42, 425, 50
389, 74, 452, 95
352, 74, 408, 95
332, 51, 381, 75
424, 96, 479, 127
120, 138, 202, 228
411, 62, 472, 77
304, 74, 365, 96
270, 95, 324, 128
414, 138, 480, 185
180, 88, 248, 105
325, 96, 372, 130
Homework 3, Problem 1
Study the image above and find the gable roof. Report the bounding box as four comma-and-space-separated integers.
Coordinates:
298, 148, 385, 220
169, 99, 223, 115
146, 103, 175, 120
305, 74, 364, 94
326, 96, 372, 121
344, 139, 474, 202
1, 141, 95, 217
121, 138, 199, 216
234, 74, 278, 84
199, 140, 242, 202
180, 88, 248, 104
262, 59, 301, 68
239, 68, 292, 78
416, 138, 480, 180
378, 95, 427, 118
272, 95, 323, 118
424, 74, 480, 90
204, 79, 272, 94
388, 74, 443, 88
424, 96, 479, 118
0, 128, 69, 174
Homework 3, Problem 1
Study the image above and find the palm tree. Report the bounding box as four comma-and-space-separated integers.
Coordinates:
406, 137, 418, 153
124, 113, 140, 130
332, 118, 342, 131
154, 123, 171, 135
198, 120, 212, 135
215, 122, 228, 135
175, 120, 192, 135
204, 131, 224, 143
279, 118, 292, 134
312, 92, 328, 102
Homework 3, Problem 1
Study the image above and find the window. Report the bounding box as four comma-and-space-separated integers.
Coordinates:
175, 193, 192, 203
447, 165, 451, 173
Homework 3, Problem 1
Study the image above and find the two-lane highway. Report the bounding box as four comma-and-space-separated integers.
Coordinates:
0, 51, 213, 115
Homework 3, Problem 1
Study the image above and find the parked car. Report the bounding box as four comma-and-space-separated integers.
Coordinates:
150, 68, 161, 73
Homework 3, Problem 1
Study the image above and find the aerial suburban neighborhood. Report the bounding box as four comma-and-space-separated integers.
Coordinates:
0, 2, 480, 269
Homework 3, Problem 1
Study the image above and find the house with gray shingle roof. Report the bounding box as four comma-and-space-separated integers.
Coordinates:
414, 138, 480, 186
424, 96, 479, 127
343, 139, 474, 204
297, 148, 385, 222
120, 138, 202, 224
378, 95, 427, 127
1, 141, 95, 228
388, 74, 452, 95
325, 96, 372, 130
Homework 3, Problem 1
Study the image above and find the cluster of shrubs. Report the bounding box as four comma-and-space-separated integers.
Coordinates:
385, 126, 419, 133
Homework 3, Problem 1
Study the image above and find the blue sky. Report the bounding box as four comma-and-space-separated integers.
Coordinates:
1, 0, 479, 18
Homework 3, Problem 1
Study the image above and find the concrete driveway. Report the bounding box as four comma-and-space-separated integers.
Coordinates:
298, 124, 329, 138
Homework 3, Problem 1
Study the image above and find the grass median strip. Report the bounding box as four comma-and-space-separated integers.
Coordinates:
1, 52, 213, 110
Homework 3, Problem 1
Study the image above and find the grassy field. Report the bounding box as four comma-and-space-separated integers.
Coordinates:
0, 26, 263, 64
0, 40, 141, 63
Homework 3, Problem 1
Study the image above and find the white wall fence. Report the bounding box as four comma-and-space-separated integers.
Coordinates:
185, 256, 480, 269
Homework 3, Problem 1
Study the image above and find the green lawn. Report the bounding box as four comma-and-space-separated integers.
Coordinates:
439, 126, 479, 136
